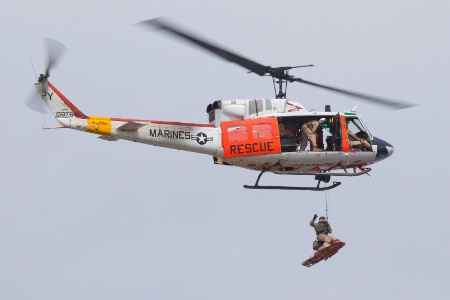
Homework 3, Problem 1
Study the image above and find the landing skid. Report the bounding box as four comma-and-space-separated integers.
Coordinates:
243, 170, 341, 191
274, 167, 371, 177
244, 182, 341, 191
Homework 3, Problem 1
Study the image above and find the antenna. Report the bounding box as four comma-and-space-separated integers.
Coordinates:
27, 50, 38, 80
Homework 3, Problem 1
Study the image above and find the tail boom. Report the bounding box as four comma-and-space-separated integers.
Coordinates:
35, 81, 220, 155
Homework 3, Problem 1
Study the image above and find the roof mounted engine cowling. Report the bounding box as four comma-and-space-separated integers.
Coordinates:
206, 104, 213, 113
206, 100, 222, 114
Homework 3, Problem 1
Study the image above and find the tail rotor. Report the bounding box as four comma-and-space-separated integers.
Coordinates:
41, 38, 67, 81
26, 38, 67, 113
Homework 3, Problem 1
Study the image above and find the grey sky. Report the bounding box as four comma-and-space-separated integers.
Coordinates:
1, 0, 450, 299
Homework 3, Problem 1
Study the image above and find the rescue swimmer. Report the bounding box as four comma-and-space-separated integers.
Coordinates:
310, 214, 335, 252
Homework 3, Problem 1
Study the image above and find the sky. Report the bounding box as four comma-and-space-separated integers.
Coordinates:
1, 0, 450, 299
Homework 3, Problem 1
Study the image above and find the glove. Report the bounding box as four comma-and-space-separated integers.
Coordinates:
313, 214, 318, 220
325, 221, 330, 227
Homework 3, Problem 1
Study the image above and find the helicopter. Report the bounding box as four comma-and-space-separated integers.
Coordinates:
31, 18, 416, 191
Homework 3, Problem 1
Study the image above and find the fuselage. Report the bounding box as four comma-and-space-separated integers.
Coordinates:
36, 80, 394, 174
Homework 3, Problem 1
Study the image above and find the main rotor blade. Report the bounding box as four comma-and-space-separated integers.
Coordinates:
44, 38, 67, 74
137, 18, 416, 110
291, 77, 417, 110
137, 18, 271, 76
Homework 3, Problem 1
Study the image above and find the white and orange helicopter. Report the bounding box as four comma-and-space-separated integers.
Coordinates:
30, 18, 416, 191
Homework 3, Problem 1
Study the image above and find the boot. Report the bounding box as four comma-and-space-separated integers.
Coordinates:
312, 146, 322, 152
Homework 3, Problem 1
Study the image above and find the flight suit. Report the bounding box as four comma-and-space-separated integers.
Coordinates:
310, 219, 335, 251
348, 129, 372, 150
300, 120, 321, 151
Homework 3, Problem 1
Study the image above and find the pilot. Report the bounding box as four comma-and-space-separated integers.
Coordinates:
348, 129, 372, 151
310, 214, 335, 252
300, 118, 325, 151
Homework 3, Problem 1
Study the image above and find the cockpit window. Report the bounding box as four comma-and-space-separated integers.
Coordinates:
346, 117, 372, 140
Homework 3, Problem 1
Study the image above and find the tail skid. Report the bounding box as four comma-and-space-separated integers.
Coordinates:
42, 125, 66, 130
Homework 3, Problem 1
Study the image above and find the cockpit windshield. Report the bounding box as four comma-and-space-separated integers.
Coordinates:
346, 117, 373, 140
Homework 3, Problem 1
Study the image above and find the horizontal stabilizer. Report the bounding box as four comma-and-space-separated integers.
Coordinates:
98, 135, 119, 141
117, 122, 147, 131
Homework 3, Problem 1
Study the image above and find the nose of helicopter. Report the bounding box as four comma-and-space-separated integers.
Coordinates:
372, 136, 394, 161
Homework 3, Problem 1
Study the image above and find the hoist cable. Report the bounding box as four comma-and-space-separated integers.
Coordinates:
324, 187, 331, 220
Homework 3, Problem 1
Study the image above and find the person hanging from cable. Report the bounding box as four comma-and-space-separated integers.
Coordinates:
310, 214, 335, 252
302, 214, 346, 267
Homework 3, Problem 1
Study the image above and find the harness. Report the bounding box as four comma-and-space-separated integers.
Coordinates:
314, 222, 328, 235
306, 120, 315, 131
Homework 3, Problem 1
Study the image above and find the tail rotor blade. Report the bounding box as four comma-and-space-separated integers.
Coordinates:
44, 38, 67, 75
25, 89, 48, 114
26, 39, 67, 114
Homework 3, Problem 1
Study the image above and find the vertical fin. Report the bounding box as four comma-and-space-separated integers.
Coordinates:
35, 80, 87, 127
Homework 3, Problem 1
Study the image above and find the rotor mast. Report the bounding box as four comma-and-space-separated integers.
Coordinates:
273, 77, 286, 99
271, 65, 313, 99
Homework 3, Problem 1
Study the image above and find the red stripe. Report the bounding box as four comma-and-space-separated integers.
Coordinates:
254, 99, 259, 116
48, 82, 87, 119
48, 82, 213, 127
111, 118, 214, 127
286, 101, 303, 110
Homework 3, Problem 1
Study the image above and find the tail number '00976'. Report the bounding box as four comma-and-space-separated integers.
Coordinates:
55, 112, 74, 118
